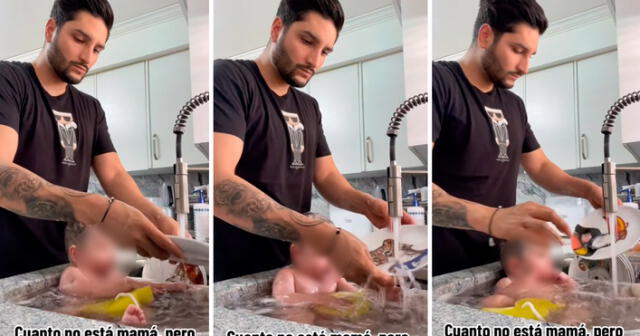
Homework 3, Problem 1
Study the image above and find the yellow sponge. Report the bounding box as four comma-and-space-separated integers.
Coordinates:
482, 298, 563, 321
312, 291, 372, 319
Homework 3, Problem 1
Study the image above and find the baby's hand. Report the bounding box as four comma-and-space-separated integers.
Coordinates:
555, 272, 576, 289
151, 282, 189, 294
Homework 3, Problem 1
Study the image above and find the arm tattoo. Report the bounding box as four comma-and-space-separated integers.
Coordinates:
214, 179, 327, 242
432, 184, 472, 230
0, 165, 86, 224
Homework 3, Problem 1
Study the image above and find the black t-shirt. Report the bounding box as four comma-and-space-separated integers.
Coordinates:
432, 61, 540, 275
0, 61, 115, 278
213, 59, 331, 281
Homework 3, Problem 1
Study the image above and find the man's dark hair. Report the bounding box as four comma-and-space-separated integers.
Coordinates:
50, 0, 115, 33
276, 0, 345, 34
472, 0, 548, 42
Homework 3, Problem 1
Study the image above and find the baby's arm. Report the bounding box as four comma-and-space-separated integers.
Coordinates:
336, 278, 357, 292
495, 277, 512, 290
59, 267, 136, 299
272, 268, 296, 299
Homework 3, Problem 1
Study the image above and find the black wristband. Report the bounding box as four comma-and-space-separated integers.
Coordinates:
488, 206, 502, 237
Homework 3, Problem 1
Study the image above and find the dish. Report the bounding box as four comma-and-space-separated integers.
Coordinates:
362, 225, 428, 272
571, 206, 640, 260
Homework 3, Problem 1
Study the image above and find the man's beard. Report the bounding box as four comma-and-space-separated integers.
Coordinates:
47, 36, 88, 85
480, 43, 518, 89
272, 38, 314, 88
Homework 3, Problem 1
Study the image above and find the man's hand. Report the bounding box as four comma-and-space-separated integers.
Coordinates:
491, 202, 571, 245
149, 212, 181, 236
364, 198, 415, 229
100, 200, 183, 260
581, 182, 605, 209
327, 227, 395, 290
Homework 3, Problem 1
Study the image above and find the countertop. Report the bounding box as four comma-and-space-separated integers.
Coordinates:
0, 264, 209, 335
0, 265, 116, 334
432, 262, 640, 336
214, 269, 336, 335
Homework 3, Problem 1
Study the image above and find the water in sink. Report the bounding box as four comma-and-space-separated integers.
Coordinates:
226, 287, 427, 335
448, 279, 640, 328
12, 284, 209, 331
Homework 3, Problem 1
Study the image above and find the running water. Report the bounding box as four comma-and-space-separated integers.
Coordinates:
608, 214, 618, 296
392, 216, 402, 264
177, 213, 188, 238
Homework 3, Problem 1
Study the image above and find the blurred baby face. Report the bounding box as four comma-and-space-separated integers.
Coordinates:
72, 228, 117, 277
292, 244, 337, 279
518, 244, 556, 281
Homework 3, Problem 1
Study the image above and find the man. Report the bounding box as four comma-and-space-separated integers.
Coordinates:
0, 0, 183, 279
214, 0, 412, 288
432, 0, 604, 275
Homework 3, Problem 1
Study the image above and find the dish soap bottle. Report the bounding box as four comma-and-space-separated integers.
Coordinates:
407, 193, 425, 225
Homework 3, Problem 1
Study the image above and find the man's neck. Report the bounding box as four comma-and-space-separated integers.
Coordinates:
458, 49, 494, 93
32, 53, 68, 97
255, 52, 290, 97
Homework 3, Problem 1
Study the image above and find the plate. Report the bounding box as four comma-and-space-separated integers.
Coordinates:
168, 235, 209, 266
571, 206, 640, 260
361, 225, 428, 272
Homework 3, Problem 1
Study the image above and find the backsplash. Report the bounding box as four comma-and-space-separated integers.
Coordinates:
87, 171, 209, 198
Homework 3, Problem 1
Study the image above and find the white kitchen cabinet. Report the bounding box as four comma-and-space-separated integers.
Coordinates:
96, 62, 150, 171
362, 53, 422, 171
308, 64, 364, 174
74, 75, 96, 98
148, 50, 206, 168
525, 63, 579, 170
577, 51, 635, 167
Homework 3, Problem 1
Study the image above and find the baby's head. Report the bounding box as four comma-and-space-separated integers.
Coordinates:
65, 223, 117, 277
501, 240, 557, 282
290, 242, 338, 280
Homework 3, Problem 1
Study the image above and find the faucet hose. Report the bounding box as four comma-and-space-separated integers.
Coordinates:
173, 91, 210, 160
601, 91, 640, 159
386, 93, 428, 162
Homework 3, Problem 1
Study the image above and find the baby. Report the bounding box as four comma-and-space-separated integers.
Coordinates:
59, 223, 185, 326
481, 240, 575, 309
272, 242, 356, 305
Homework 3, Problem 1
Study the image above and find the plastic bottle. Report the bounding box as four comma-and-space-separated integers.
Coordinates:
407, 193, 425, 225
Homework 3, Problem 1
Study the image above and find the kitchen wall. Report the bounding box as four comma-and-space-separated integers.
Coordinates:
88, 172, 209, 199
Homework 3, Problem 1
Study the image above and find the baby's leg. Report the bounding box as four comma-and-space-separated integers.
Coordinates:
120, 305, 147, 327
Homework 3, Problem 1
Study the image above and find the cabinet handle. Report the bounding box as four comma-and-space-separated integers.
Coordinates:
152, 134, 160, 161
581, 134, 588, 160
366, 137, 374, 163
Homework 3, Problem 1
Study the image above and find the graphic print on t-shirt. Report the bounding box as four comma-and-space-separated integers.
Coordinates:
485, 107, 510, 162
53, 110, 78, 166
281, 110, 305, 169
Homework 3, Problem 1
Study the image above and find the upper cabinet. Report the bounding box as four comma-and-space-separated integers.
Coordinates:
148, 51, 207, 168
308, 64, 364, 175
577, 51, 635, 167
362, 53, 423, 171
96, 62, 150, 172
76, 50, 201, 173
525, 63, 579, 170
516, 50, 631, 171
308, 52, 422, 176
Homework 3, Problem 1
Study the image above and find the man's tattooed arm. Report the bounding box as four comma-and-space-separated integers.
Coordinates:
214, 179, 330, 243
0, 164, 101, 224
432, 183, 493, 232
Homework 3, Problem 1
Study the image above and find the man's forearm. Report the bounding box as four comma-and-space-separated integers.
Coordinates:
214, 176, 334, 248
528, 162, 593, 198
101, 170, 163, 221
314, 171, 373, 214
0, 163, 106, 225
432, 183, 493, 232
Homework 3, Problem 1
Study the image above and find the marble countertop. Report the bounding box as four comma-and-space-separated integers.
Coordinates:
214, 269, 337, 335
432, 262, 640, 336
0, 265, 118, 334
0, 264, 209, 335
